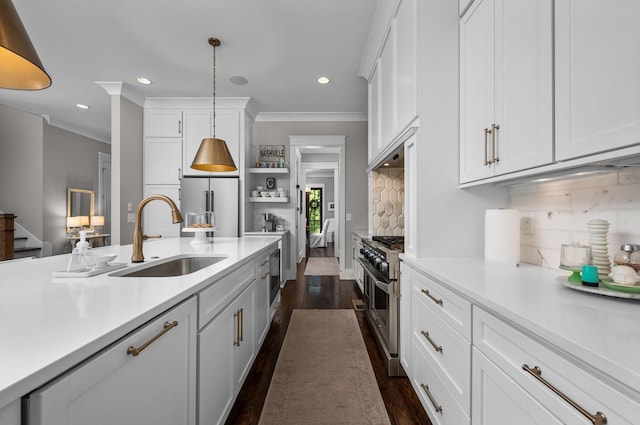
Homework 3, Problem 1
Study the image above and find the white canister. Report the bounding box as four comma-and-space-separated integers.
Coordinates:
484, 209, 520, 267
251, 190, 259, 197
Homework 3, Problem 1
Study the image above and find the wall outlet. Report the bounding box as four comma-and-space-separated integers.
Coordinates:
521, 216, 535, 235
127, 202, 133, 212
127, 213, 136, 223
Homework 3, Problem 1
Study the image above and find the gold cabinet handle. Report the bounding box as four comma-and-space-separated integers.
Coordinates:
260, 260, 269, 267
178, 120, 182, 135
522, 365, 607, 425
420, 383, 443, 413
234, 310, 241, 346
421, 289, 443, 306
421, 330, 443, 353
484, 128, 492, 165
127, 321, 178, 357
261, 272, 269, 279
491, 123, 500, 163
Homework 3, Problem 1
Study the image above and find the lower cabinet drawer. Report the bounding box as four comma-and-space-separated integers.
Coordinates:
473, 306, 640, 424
411, 340, 470, 425
412, 294, 470, 413
199, 260, 255, 329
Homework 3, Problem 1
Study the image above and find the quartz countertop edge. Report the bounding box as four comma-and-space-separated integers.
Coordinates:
400, 255, 640, 397
0, 236, 281, 409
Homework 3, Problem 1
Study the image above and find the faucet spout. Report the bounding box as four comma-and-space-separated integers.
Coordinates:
131, 195, 183, 263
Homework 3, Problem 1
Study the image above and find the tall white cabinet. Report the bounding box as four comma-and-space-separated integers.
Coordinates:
143, 98, 253, 236
459, 0, 553, 183
555, 0, 640, 161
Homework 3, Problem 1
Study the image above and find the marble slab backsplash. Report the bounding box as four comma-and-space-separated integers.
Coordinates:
509, 168, 640, 270
371, 168, 404, 236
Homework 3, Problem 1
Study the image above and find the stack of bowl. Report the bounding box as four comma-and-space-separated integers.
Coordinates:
587, 219, 611, 280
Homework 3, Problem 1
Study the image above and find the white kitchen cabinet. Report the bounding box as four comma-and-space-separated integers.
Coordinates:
0, 400, 19, 425
459, 0, 553, 183
473, 306, 640, 425
399, 261, 411, 376
142, 185, 181, 237
472, 348, 563, 425
555, 0, 640, 160
144, 137, 182, 185
27, 298, 197, 425
255, 250, 272, 347
367, 0, 418, 167
144, 109, 183, 137
182, 109, 241, 177
198, 282, 256, 425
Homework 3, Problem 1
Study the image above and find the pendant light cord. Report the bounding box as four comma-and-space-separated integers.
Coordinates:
212, 39, 217, 138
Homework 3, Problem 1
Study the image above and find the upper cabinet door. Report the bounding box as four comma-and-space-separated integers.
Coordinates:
145, 110, 183, 138
493, 0, 553, 176
555, 0, 640, 160
460, 0, 496, 182
460, 0, 553, 183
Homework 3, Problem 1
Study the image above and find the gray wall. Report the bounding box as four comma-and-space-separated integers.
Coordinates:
0, 104, 44, 238
43, 124, 110, 254
253, 120, 368, 270
414, 0, 507, 257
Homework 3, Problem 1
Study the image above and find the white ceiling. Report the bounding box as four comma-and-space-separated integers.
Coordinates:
1, 0, 378, 142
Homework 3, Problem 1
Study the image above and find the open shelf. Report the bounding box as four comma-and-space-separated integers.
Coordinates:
249, 168, 289, 174
249, 197, 289, 203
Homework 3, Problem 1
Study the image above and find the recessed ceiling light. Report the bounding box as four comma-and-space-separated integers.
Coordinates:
383, 162, 390, 167
76, 103, 90, 109
317, 76, 330, 85
229, 75, 248, 85
136, 77, 152, 85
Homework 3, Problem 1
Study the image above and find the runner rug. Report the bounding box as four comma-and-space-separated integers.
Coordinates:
258, 309, 391, 425
304, 257, 340, 276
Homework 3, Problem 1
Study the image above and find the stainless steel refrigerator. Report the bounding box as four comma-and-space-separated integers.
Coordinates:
180, 176, 239, 237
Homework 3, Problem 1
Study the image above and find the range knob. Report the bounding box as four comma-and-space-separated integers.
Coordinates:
373, 256, 383, 269
379, 260, 389, 273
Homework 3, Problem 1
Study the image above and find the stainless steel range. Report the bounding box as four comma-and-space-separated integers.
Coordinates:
357, 236, 404, 376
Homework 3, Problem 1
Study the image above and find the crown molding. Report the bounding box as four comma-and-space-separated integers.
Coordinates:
255, 112, 366, 122
42, 115, 110, 144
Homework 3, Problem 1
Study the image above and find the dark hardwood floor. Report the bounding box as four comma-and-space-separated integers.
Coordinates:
224, 243, 432, 425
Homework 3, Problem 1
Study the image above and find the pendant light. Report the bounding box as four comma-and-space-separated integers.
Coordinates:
0, 0, 51, 90
191, 37, 237, 172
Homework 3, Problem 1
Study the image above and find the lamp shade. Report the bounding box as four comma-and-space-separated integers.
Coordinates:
0, 0, 51, 90
79, 216, 89, 226
191, 137, 237, 172
91, 215, 104, 226
66, 216, 81, 227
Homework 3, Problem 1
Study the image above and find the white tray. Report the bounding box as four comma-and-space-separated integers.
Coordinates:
52, 262, 127, 278
556, 276, 640, 300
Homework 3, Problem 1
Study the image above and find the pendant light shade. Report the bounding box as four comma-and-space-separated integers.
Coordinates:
190, 37, 237, 172
191, 137, 237, 172
0, 0, 51, 90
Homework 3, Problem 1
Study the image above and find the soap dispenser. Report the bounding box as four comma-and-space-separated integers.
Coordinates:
66, 230, 95, 272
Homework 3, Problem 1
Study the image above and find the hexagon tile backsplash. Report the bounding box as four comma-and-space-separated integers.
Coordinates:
371, 168, 404, 236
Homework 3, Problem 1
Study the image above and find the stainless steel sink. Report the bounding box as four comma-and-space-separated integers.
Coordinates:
111, 255, 227, 278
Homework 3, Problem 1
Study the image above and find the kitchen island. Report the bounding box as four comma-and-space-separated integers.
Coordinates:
401, 257, 640, 424
0, 235, 281, 424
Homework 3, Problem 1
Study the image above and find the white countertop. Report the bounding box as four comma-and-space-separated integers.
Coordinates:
401, 256, 640, 395
0, 236, 281, 409
352, 229, 370, 239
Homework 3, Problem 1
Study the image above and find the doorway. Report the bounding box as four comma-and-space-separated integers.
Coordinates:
306, 187, 323, 234
290, 135, 345, 277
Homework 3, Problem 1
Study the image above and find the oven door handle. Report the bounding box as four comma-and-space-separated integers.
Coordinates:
374, 279, 391, 294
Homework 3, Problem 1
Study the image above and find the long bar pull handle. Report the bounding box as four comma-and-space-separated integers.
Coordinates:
234, 311, 241, 346
421, 330, 443, 353
260, 260, 269, 267
491, 123, 500, 163
261, 272, 269, 279
205, 190, 209, 212
178, 120, 182, 135
421, 289, 443, 306
522, 365, 607, 425
420, 383, 443, 413
484, 128, 492, 165
127, 321, 178, 357
239, 308, 244, 342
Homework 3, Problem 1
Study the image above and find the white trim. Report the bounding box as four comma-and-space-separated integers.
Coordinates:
96, 82, 146, 107
255, 112, 367, 122
144, 97, 251, 110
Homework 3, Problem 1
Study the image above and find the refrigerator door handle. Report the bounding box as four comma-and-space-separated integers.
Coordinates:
204, 190, 209, 211
210, 190, 215, 212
